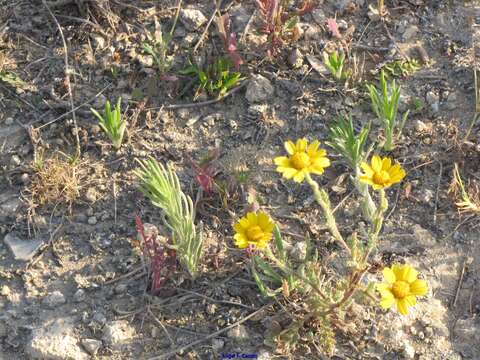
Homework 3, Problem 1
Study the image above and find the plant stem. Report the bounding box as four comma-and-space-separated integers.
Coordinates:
305, 174, 351, 255
364, 189, 388, 261
264, 247, 328, 301
354, 168, 377, 222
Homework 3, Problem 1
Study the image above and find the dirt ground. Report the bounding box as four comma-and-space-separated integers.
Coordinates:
1, 0, 480, 359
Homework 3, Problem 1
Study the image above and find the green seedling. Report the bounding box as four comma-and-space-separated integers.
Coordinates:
366, 70, 409, 151
90, 98, 126, 149
323, 51, 351, 81
135, 158, 203, 279
180, 57, 243, 100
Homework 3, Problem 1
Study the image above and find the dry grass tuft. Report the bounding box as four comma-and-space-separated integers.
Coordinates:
448, 163, 480, 214
24, 151, 87, 213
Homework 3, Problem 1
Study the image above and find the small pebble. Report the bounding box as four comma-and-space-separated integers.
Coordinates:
88, 216, 97, 225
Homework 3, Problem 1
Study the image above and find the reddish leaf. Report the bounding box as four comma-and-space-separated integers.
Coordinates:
327, 18, 342, 39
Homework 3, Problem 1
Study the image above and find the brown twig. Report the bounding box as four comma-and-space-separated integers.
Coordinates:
147, 304, 271, 360
42, 0, 81, 157
147, 81, 247, 110
192, 0, 223, 54
451, 257, 467, 308
433, 161, 443, 225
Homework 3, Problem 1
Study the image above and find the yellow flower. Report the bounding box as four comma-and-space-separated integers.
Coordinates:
376, 264, 428, 315
233, 211, 274, 250
359, 155, 406, 190
274, 139, 330, 183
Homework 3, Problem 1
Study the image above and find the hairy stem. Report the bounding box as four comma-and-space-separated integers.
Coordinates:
305, 174, 351, 255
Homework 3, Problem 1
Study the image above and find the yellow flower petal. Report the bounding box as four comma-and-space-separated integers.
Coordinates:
392, 264, 409, 282
396, 298, 409, 315
381, 157, 392, 171
404, 267, 419, 284
312, 157, 330, 169
233, 222, 245, 233
284, 141, 295, 155
380, 295, 395, 309
293, 170, 306, 183
234, 233, 249, 248
383, 267, 396, 283
274, 156, 290, 166
307, 140, 320, 156
360, 162, 374, 177
376, 283, 393, 298
278, 167, 297, 179
296, 138, 308, 152
410, 279, 428, 296
246, 212, 257, 225
404, 295, 417, 307
371, 155, 382, 172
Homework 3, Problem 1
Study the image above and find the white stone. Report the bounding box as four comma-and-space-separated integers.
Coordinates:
26, 318, 89, 360
227, 324, 249, 341
43, 291, 66, 308
102, 320, 135, 346
81, 338, 102, 356
179, 8, 207, 31
245, 75, 274, 103
3, 232, 43, 261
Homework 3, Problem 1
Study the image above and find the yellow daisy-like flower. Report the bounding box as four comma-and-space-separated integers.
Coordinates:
359, 155, 406, 190
233, 211, 274, 250
274, 138, 331, 183
376, 264, 428, 315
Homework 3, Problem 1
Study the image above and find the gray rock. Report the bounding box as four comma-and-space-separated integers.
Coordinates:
102, 320, 135, 346
288, 49, 303, 68
426, 91, 439, 113
26, 318, 89, 360
453, 318, 480, 357
10, 154, 21, 167
211, 338, 224, 350
3, 232, 43, 261
87, 216, 97, 225
73, 289, 86, 303
402, 25, 419, 41
92, 312, 107, 326
81, 338, 102, 356
227, 324, 249, 341
402, 341, 416, 359
179, 8, 207, 31
306, 54, 330, 76
245, 75, 274, 103
0, 193, 21, 221
114, 283, 127, 294
230, 5, 250, 32
43, 291, 66, 308
311, 8, 326, 25
290, 241, 307, 261
4, 117, 14, 125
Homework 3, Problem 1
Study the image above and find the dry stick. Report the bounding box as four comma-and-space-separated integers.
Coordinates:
451, 257, 467, 308
147, 81, 247, 110
147, 304, 271, 360
175, 287, 256, 310
147, 307, 175, 346
36, 83, 112, 128
433, 161, 443, 225
42, 0, 81, 158
192, 0, 222, 54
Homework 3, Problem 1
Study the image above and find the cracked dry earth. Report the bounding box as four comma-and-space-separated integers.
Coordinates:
1, 0, 480, 359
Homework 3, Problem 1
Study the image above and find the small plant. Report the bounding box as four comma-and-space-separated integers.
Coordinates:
326, 116, 376, 220
216, 13, 243, 70
381, 59, 421, 78
141, 1, 182, 75
235, 139, 423, 354
449, 163, 480, 214
135, 158, 203, 279
189, 148, 220, 194
180, 57, 243, 100
255, 0, 314, 55
90, 97, 126, 150
366, 70, 409, 151
135, 215, 176, 295
323, 50, 351, 81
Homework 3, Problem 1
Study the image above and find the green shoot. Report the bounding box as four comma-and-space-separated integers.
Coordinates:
90, 98, 126, 150
141, 0, 182, 75
366, 70, 409, 151
134, 158, 203, 278
326, 115, 370, 170
179, 57, 243, 100
322, 51, 351, 81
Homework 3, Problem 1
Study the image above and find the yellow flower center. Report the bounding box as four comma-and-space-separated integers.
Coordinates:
246, 225, 265, 242
391, 281, 410, 299
373, 170, 391, 185
290, 152, 310, 170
